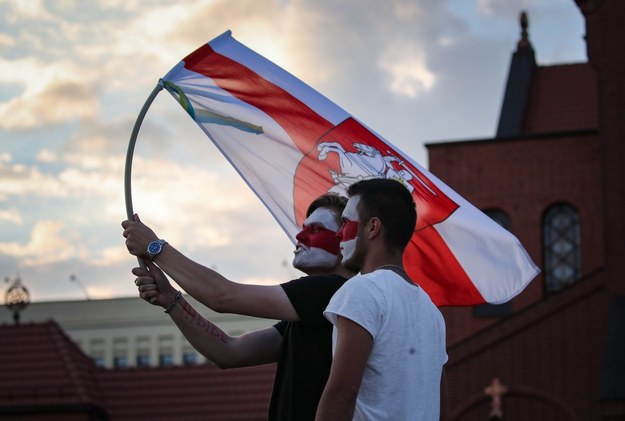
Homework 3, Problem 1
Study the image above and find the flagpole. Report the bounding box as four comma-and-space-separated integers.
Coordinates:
124, 81, 164, 275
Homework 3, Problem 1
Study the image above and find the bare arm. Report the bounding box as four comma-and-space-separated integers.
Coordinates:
315, 316, 373, 421
169, 297, 282, 368
135, 262, 282, 368
123, 215, 299, 321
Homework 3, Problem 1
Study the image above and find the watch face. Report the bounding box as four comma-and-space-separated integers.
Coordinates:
148, 241, 162, 255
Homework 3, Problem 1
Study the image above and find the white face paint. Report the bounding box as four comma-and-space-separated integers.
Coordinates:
338, 195, 361, 265
292, 207, 341, 273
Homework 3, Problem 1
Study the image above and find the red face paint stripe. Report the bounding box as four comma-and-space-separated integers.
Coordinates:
337, 220, 359, 243
296, 226, 340, 255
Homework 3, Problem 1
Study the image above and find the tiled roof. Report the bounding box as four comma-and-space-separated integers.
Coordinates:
0, 321, 107, 414
0, 321, 276, 420
98, 364, 276, 421
523, 63, 598, 134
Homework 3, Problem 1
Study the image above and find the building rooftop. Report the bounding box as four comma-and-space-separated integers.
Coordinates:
0, 321, 276, 420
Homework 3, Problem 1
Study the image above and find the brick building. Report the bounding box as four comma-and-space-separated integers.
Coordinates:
428, 1, 625, 419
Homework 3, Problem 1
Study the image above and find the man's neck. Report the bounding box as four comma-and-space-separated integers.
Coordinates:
334, 266, 357, 279
360, 252, 404, 275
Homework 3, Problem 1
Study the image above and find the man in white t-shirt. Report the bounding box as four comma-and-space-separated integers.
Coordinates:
316, 178, 447, 421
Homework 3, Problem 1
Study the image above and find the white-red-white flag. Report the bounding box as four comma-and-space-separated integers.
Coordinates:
161, 30, 539, 306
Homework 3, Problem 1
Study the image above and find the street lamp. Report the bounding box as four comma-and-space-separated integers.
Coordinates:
4, 276, 30, 325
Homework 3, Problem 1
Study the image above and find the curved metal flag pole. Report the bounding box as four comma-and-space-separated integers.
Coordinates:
124, 81, 164, 272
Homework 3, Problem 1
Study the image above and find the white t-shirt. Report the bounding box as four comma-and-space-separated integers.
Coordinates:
324, 269, 447, 421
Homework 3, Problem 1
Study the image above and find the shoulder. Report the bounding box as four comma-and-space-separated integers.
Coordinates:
330, 273, 385, 306
281, 274, 349, 317
281, 274, 348, 292
338, 272, 383, 293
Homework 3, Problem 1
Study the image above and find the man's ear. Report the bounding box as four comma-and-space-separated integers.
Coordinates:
367, 217, 382, 240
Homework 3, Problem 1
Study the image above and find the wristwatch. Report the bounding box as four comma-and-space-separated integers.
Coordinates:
146, 239, 167, 261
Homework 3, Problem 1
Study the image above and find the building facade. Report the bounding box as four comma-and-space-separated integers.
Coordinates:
1, 295, 275, 369
428, 2, 625, 419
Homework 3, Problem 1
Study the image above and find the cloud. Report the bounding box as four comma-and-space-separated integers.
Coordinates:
91, 245, 129, 267
0, 161, 70, 199
0, 33, 14, 49
378, 45, 436, 97
0, 208, 22, 225
36, 149, 57, 163
3, 0, 55, 23
0, 220, 86, 266
0, 57, 100, 129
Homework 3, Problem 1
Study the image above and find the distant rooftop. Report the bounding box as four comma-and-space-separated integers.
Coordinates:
0, 321, 276, 420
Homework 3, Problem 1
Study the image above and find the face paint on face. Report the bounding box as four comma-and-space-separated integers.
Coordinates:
338, 196, 361, 264
295, 208, 341, 255
293, 207, 341, 272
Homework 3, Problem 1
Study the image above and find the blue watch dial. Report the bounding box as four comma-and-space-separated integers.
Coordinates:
148, 242, 161, 254
147, 239, 166, 259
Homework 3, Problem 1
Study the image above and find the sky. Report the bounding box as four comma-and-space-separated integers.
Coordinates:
0, 0, 586, 303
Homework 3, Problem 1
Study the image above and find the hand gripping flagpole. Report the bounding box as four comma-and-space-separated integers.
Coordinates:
124, 81, 164, 278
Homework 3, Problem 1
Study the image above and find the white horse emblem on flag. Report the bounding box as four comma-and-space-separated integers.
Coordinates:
317, 141, 418, 194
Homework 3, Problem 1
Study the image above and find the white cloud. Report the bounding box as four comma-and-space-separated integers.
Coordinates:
392, 0, 423, 20
0, 162, 70, 198
91, 245, 129, 267
378, 46, 436, 98
3, 0, 55, 23
36, 149, 58, 163
0, 33, 15, 49
0, 220, 86, 265
0, 57, 99, 129
0, 208, 22, 225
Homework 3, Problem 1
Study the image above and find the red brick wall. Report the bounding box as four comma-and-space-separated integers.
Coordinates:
428, 133, 603, 344
584, 0, 625, 296
524, 64, 598, 133
446, 271, 607, 420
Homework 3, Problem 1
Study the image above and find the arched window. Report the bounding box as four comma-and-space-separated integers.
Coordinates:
543, 203, 581, 293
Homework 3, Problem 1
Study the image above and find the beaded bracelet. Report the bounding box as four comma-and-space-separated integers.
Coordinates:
164, 290, 183, 314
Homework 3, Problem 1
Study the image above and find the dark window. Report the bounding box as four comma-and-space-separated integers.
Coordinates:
113, 356, 128, 368
136, 354, 151, 367
183, 351, 197, 366
159, 353, 174, 366
158, 335, 174, 366
543, 203, 581, 293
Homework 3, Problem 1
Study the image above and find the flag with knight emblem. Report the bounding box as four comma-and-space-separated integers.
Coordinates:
161, 30, 539, 306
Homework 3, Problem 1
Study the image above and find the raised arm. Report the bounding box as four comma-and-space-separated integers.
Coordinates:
315, 316, 373, 421
134, 261, 282, 368
122, 214, 299, 321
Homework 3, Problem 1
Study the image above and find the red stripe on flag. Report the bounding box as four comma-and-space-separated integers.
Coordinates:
405, 227, 485, 306
183, 45, 333, 156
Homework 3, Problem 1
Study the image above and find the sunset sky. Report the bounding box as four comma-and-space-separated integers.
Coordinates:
0, 0, 585, 303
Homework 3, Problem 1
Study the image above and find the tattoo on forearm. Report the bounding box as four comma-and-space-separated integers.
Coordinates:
181, 301, 228, 343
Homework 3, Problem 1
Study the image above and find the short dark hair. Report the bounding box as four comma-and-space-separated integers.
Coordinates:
306, 193, 348, 224
347, 179, 416, 250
